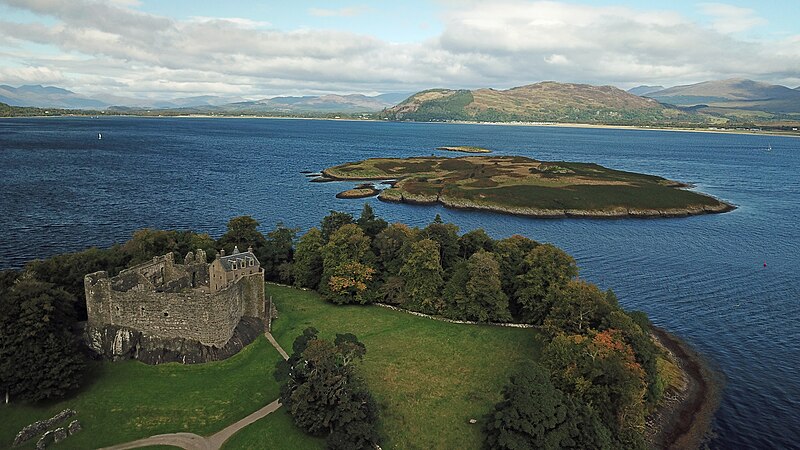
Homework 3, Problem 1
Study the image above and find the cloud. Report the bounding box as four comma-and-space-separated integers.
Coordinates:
0, 65, 66, 84
0, 0, 796, 98
699, 3, 767, 34
308, 7, 368, 18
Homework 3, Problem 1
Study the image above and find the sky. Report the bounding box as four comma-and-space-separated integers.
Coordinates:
0, 0, 798, 100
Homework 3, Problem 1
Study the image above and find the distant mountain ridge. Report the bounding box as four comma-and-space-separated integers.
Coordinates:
0, 83, 409, 113
380, 82, 696, 124
645, 79, 800, 114
628, 85, 665, 96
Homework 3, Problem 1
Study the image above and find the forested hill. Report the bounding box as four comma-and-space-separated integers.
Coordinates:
0, 101, 99, 117
378, 82, 703, 125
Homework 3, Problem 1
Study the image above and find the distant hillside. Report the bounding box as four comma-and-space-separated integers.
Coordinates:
228, 93, 409, 113
646, 79, 800, 114
0, 101, 99, 117
0, 84, 109, 109
380, 82, 700, 124
628, 85, 665, 96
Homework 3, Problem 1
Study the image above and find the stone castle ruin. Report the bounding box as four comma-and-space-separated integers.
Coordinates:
84, 246, 268, 364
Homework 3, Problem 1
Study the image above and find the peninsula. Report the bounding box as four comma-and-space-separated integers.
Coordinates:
436, 145, 492, 153
320, 155, 734, 218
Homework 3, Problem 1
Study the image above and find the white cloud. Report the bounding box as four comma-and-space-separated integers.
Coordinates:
0, 65, 66, 84
699, 3, 767, 34
308, 7, 368, 18
0, 0, 796, 98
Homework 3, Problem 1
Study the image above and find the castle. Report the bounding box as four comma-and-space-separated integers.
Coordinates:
84, 246, 267, 363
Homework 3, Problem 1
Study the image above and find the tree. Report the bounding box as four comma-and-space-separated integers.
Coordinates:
321, 211, 354, 243
543, 280, 615, 336
372, 223, 416, 277
0, 276, 85, 403
327, 261, 375, 305
444, 250, 512, 322
458, 228, 492, 259
484, 363, 612, 450
514, 244, 578, 324
321, 224, 373, 302
217, 216, 268, 259
543, 332, 648, 448
399, 239, 444, 313
262, 222, 298, 282
356, 204, 387, 238
293, 228, 324, 289
275, 329, 379, 450
492, 235, 539, 301
423, 215, 459, 270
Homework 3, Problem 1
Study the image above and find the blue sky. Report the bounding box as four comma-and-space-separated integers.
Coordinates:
0, 1, 798, 99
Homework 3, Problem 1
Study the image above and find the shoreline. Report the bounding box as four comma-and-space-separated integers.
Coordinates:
376, 193, 736, 219
648, 326, 723, 449
5, 114, 798, 138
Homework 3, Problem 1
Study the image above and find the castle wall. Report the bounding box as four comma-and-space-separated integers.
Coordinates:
85, 274, 265, 348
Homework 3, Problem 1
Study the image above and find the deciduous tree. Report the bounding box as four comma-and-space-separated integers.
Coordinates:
514, 244, 578, 324
399, 239, 444, 313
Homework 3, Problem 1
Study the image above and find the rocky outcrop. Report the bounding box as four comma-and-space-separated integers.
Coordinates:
85, 317, 264, 364
12, 409, 76, 447
376, 188, 735, 218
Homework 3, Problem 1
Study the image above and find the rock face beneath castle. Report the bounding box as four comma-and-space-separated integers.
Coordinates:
84, 247, 267, 364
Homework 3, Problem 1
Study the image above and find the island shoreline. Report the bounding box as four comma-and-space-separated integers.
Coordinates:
648, 326, 723, 449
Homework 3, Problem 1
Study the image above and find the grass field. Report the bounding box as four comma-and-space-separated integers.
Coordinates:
267, 283, 545, 450
0, 337, 284, 449
321, 156, 732, 216
221, 409, 325, 450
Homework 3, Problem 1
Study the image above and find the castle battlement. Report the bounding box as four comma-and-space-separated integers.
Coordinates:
85, 248, 266, 356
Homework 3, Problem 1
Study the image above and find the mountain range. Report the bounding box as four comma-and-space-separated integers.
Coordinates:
640, 79, 800, 114
0, 84, 409, 113
2, 79, 799, 124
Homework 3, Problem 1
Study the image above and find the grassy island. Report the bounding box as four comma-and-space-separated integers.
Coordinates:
436, 145, 493, 153
321, 155, 734, 218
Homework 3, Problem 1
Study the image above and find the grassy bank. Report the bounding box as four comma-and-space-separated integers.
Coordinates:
267, 283, 545, 449
0, 337, 283, 449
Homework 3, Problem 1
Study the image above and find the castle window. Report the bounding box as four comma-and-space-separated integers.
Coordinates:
163, 312, 169, 317
232, 261, 238, 270
249, 259, 254, 267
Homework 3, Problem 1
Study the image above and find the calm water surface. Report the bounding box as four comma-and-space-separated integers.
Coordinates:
1, 117, 798, 449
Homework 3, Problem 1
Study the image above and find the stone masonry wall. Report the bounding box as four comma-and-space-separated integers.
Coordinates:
85, 270, 265, 348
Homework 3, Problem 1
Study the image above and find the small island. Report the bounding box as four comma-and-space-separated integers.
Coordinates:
335, 183, 380, 199
320, 155, 734, 218
436, 145, 492, 153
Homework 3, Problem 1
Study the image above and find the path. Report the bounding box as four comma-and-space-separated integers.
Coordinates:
100, 333, 289, 450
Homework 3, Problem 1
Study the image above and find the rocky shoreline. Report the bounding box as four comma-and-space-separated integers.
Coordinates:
376, 189, 736, 219
646, 327, 723, 449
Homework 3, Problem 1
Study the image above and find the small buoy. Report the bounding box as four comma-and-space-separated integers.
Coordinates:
763, 262, 767, 268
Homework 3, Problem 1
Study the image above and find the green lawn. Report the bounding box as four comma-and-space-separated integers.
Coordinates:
0, 337, 284, 449
221, 409, 325, 450
267, 284, 545, 450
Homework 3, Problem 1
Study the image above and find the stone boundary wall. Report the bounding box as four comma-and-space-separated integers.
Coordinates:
373, 303, 536, 328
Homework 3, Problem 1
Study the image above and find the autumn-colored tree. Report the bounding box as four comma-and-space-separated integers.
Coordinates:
399, 239, 444, 313
327, 261, 375, 305
321, 224, 374, 302
514, 244, 578, 324
543, 331, 648, 449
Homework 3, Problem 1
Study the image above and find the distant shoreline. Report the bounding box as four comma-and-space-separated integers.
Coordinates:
4, 114, 799, 138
